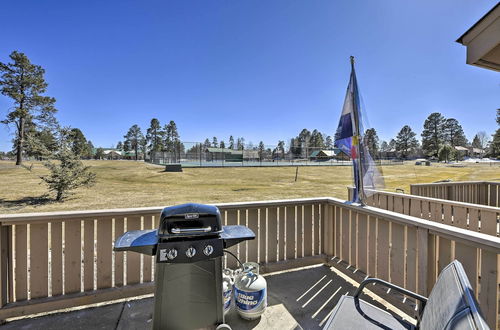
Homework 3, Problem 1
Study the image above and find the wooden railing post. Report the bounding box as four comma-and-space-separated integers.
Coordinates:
322, 203, 334, 256
0, 225, 11, 307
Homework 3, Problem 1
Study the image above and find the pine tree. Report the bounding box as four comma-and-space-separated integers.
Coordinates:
212, 137, 218, 148
220, 140, 225, 149
203, 138, 211, 150
258, 141, 265, 160
491, 130, 500, 158
164, 121, 180, 153
421, 112, 445, 158
0, 51, 57, 165
438, 145, 454, 163
116, 141, 124, 150
237, 137, 245, 150
325, 136, 333, 149
364, 128, 379, 157
229, 136, 235, 149
443, 118, 467, 147
389, 139, 396, 151
380, 141, 389, 152
94, 147, 105, 160
310, 129, 324, 148
40, 128, 96, 201
395, 125, 419, 159
146, 118, 164, 153
277, 140, 285, 158
25, 127, 58, 160
123, 125, 145, 160
69, 128, 91, 158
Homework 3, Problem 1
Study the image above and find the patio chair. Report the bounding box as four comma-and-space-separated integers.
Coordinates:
323, 260, 489, 329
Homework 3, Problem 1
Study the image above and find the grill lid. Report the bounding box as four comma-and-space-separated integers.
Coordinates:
158, 203, 223, 238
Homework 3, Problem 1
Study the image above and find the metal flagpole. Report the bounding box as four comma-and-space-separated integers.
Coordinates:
350, 56, 366, 205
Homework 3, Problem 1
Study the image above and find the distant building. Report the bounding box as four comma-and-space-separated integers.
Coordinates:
92, 148, 143, 160
309, 149, 349, 161
104, 149, 122, 160
454, 146, 485, 158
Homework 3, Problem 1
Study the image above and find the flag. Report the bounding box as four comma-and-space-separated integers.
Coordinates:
334, 57, 384, 203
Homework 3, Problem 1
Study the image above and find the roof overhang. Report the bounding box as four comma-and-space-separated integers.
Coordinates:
456, 3, 500, 72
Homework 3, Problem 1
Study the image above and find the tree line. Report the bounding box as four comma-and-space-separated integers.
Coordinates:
118, 111, 500, 162
364, 111, 500, 161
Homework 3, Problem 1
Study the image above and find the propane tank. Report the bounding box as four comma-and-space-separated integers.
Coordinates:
222, 268, 234, 316
234, 262, 267, 320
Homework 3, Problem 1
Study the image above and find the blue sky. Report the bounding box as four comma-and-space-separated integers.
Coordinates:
0, 0, 499, 151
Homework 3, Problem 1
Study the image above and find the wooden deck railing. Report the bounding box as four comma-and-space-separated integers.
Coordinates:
0, 198, 329, 321
410, 181, 500, 207
0, 197, 499, 328
348, 187, 500, 237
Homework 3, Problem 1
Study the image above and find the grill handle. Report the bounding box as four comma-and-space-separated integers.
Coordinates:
171, 226, 212, 234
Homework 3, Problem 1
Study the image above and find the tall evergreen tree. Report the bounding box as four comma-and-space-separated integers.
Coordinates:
237, 137, 245, 150
220, 140, 225, 149
212, 137, 218, 148
325, 135, 333, 149
203, 138, 211, 150
310, 129, 324, 148
491, 130, 500, 158
69, 128, 91, 158
364, 128, 379, 157
443, 118, 467, 147
123, 125, 145, 160
116, 141, 124, 150
395, 125, 419, 159
23, 125, 58, 160
438, 145, 454, 163
389, 139, 396, 151
229, 135, 235, 149
421, 112, 445, 158
490, 110, 500, 157
164, 120, 180, 152
41, 128, 96, 201
277, 140, 285, 158
0, 51, 57, 165
86, 141, 94, 158
258, 141, 265, 160
146, 118, 164, 153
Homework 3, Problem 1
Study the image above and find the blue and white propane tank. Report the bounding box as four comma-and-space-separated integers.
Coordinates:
234, 262, 267, 320
222, 268, 234, 316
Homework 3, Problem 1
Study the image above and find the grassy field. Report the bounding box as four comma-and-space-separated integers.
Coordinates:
0, 160, 499, 214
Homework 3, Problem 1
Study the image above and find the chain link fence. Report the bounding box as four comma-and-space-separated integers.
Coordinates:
148, 142, 403, 167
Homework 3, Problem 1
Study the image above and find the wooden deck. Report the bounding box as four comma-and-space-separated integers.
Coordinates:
0, 264, 414, 329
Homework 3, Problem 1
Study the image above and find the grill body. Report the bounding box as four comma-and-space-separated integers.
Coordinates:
114, 203, 254, 329
153, 260, 223, 329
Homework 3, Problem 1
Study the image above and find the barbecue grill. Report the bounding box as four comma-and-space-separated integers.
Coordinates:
114, 203, 255, 330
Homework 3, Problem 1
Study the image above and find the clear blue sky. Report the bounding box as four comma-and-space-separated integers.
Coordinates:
0, 0, 498, 151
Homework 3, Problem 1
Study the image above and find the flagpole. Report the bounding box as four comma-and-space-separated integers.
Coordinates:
350, 56, 366, 205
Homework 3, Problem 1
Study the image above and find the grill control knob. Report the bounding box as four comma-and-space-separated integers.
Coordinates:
167, 248, 178, 260
186, 246, 196, 258
203, 245, 214, 256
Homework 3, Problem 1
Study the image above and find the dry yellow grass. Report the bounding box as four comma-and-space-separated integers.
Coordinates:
0, 160, 498, 214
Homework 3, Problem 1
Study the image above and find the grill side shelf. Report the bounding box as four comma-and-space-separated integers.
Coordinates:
221, 225, 255, 248
114, 229, 158, 255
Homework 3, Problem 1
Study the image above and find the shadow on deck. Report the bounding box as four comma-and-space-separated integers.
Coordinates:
0, 264, 411, 330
